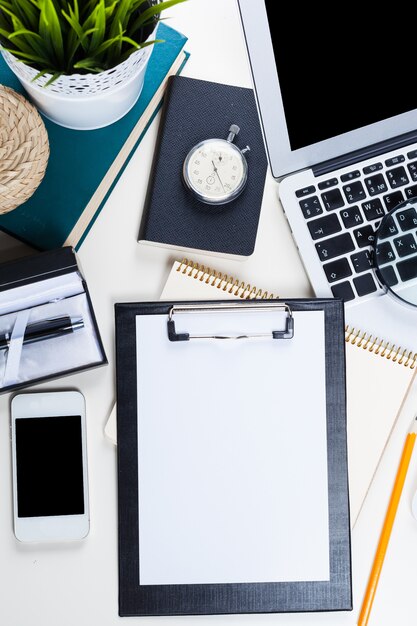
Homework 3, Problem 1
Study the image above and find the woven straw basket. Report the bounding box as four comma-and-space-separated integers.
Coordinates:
0, 86, 49, 214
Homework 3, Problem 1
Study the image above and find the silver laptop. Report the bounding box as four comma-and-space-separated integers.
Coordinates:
237, 0, 417, 351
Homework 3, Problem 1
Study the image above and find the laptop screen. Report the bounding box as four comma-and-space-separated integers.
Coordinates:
265, 1, 417, 151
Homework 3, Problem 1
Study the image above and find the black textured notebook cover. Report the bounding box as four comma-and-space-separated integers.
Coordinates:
116, 299, 352, 616
138, 76, 268, 256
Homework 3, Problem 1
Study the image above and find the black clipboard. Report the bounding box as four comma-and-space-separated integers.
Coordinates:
116, 299, 352, 616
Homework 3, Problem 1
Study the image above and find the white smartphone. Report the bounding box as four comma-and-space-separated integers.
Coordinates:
11, 391, 90, 542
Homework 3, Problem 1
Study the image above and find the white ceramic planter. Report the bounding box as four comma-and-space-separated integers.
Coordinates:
2, 35, 155, 130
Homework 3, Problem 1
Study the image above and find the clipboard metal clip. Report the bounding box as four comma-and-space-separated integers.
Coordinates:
167, 302, 294, 342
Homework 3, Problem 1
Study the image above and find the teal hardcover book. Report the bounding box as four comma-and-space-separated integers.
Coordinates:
0, 24, 188, 250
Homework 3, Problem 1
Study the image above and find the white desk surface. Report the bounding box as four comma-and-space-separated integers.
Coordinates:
1, 1, 417, 624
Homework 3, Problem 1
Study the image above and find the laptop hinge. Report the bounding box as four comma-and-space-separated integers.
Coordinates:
312, 129, 417, 177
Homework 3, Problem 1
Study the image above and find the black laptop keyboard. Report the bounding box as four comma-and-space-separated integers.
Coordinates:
296, 149, 417, 302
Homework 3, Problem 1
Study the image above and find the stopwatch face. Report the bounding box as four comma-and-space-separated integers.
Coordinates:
183, 138, 248, 205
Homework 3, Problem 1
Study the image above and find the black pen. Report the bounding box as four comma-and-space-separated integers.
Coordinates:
0, 316, 84, 350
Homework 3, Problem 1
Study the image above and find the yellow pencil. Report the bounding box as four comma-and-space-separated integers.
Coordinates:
358, 415, 417, 626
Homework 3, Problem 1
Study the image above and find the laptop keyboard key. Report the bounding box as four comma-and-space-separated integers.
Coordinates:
299, 195, 323, 218
385, 155, 405, 167
397, 207, 417, 231
351, 250, 373, 273
363, 163, 383, 174
383, 190, 404, 211
405, 184, 417, 199
321, 188, 344, 211
323, 258, 352, 283
393, 233, 417, 257
407, 162, 417, 182
378, 214, 399, 239
343, 181, 366, 203
353, 225, 376, 248
331, 281, 355, 302
362, 198, 385, 221
365, 174, 388, 196
353, 273, 377, 296
340, 206, 363, 228
307, 214, 341, 240
397, 256, 417, 281
296, 185, 316, 198
341, 170, 360, 182
386, 166, 409, 188
315, 232, 355, 261
318, 178, 338, 190
378, 265, 398, 287
375, 241, 395, 265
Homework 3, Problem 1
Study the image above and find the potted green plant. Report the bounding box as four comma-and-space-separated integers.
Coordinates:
0, 0, 186, 129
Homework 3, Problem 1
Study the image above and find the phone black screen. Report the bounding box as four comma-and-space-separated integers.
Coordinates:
15, 415, 84, 518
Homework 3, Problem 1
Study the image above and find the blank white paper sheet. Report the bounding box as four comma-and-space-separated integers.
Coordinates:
136, 309, 330, 586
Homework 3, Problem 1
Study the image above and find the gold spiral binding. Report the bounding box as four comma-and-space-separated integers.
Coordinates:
175, 261, 416, 365
345, 325, 417, 369
177, 258, 277, 300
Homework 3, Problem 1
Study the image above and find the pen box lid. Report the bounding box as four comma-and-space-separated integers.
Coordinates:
0, 247, 78, 292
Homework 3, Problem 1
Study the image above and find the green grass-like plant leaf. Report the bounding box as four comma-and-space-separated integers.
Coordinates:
39, 0, 65, 66
0, 0, 187, 83
129, 0, 185, 37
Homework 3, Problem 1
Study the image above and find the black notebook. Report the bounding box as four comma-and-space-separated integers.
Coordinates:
116, 299, 352, 616
138, 76, 268, 259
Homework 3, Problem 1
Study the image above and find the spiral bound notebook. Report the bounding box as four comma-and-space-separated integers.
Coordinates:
160, 259, 417, 525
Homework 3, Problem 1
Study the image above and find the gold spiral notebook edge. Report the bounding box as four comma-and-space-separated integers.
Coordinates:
177, 259, 416, 368
345, 325, 417, 369
177, 258, 277, 300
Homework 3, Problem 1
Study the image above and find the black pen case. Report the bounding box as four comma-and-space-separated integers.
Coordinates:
0, 247, 107, 393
